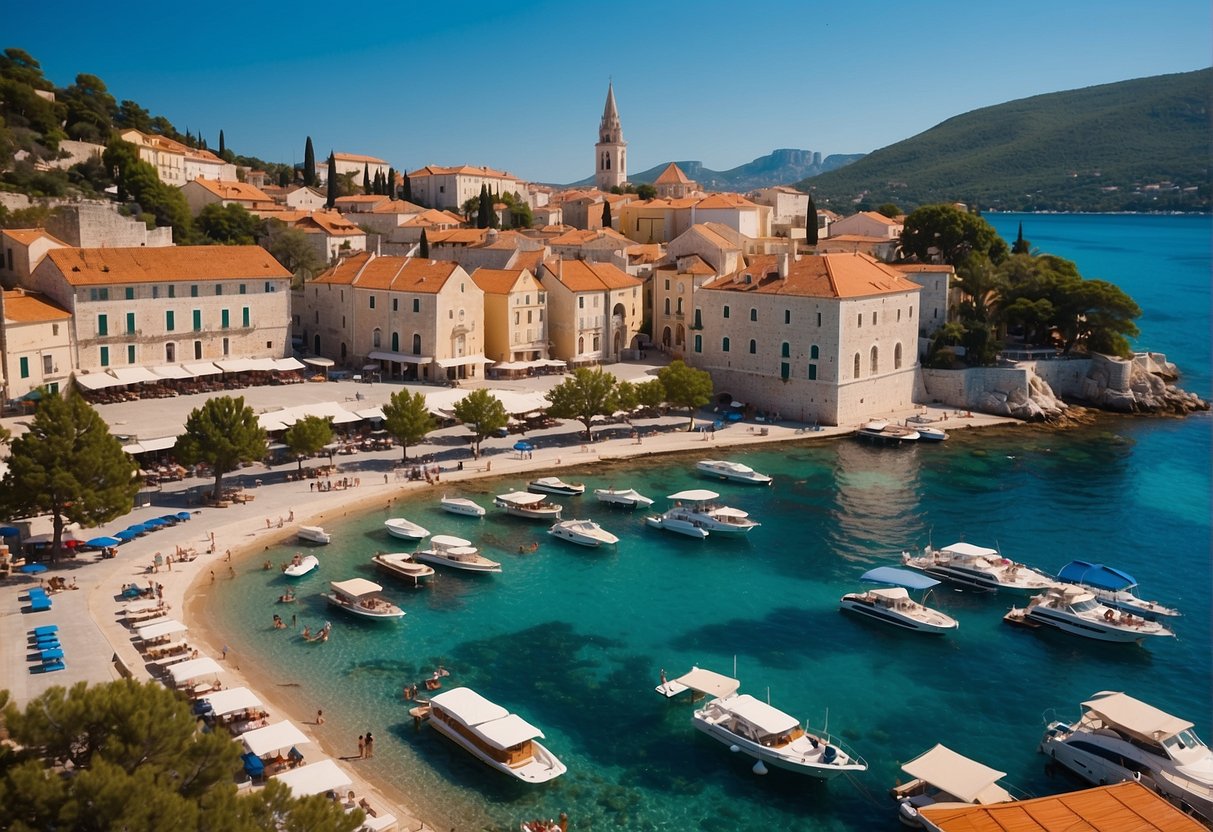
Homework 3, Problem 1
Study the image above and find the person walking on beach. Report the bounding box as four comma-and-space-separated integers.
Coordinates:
316, 709, 324, 725
357, 734, 365, 759
365, 731, 374, 758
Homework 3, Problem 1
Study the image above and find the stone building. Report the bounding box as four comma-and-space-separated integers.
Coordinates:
538, 258, 642, 365
595, 82, 627, 192
0, 288, 74, 401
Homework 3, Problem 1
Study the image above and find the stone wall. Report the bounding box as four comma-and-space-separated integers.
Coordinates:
45, 204, 173, 248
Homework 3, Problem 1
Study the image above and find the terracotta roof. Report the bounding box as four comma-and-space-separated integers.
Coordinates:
481, 230, 530, 250
252, 209, 310, 224
400, 209, 466, 228
300, 211, 364, 236
427, 229, 489, 245
334, 194, 390, 205
512, 250, 544, 273
3, 289, 71, 323
369, 199, 426, 215
686, 222, 743, 251
1, 228, 69, 247
850, 211, 901, 226
704, 252, 920, 299
408, 164, 515, 180
549, 227, 631, 247
680, 255, 717, 275
655, 163, 693, 185
625, 244, 664, 264
333, 152, 389, 165
471, 268, 527, 294
822, 234, 894, 243
893, 263, 955, 273
694, 193, 756, 209
542, 258, 641, 292
313, 252, 460, 294
45, 246, 291, 286
120, 130, 226, 164
186, 177, 273, 203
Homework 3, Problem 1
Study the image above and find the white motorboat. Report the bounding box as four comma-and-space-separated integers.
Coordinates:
324, 577, 405, 620
593, 487, 654, 508
696, 459, 773, 485
1040, 691, 1213, 822
655, 667, 865, 780
913, 425, 948, 442
440, 495, 486, 517
527, 476, 585, 496
655, 489, 759, 536
857, 421, 920, 444
1055, 560, 1180, 619
297, 525, 331, 545
495, 491, 563, 520
644, 514, 708, 539
282, 553, 319, 577
384, 517, 431, 541
426, 687, 566, 783
892, 744, 1020, 827
414, 534, 502, 573
548, 519, 619, 547
1004, 584, 1175, 643
372, 552, 436, 585
901, 542, 1058, 594
839, 567, 958, 635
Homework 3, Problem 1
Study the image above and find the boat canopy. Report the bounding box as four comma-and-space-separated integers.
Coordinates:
476, 713, 545, 750
709, 507, 750, 518
1082, 692, 1193, 740
431, 534, 473, 548
861, 566, 941, 590
330, 578, 383, 597
657, 666, 740, 699
940, 542, 1000, 559
667, 489, 720, 502
272, 758, 352, 797
900, 744, 1010, 804
199, 686, 263, 717
700, 460, 754, 473
1057, 561, 1137, 591
496, 491, 550, 506
868, 587, 911, 601
718, 694, 800, 735
430, 687, 510, 727
135, 618, 188, 641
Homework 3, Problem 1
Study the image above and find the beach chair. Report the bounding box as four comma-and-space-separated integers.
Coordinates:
32, 638, 60, 650
28, 597, 52, 612
241, 752, 265, 781
34, 660, 65, 673
287, 746, 305, 768
32, 625, 58, 636
39, 648, 64, 661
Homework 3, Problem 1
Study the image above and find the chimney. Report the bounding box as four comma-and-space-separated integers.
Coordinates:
778, 253, 789, 279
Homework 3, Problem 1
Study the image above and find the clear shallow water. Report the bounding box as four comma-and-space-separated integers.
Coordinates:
206, 216, 1211, 831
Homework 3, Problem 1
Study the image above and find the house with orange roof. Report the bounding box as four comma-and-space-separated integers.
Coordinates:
296, 211, 368, 263
282, 185, 328, 211
1, 228, 69, 289
828, 210, 904, 240
547, 227, 633, 266
816, 233, 900, 262
0, 288, 74, 400
407, 164, 522, 211
118, 129, 235, 185
425, 228, 547, 273
181, 177, 277, 215
470, 267, 548, 367
532, 205, 563, 228
538, 258, 643, 365
302, 252, 486, 381
653, 163, 700, 200
618, 193, 770, 244
556, 190, 633, 231
651, 223, 746, 356
750, 186, 810, 239
340, 199, 429, 243
690, 252, 922, 425
316, 152, 391, 186
29, 246, 292, 376
394, 209, 468, 245
334, 194, 392, 213
892, 263, 955, 337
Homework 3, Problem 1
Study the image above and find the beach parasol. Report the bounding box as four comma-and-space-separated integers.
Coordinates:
159, 515, 181, 525
124, 524, 150, 535
87, 536, 122, 548
143, 517, 167, 528
20, 562, 48, 574
513, 441, 534, 451
175, 512, 192, 521
115, 529, 140, 541
0, 526, 20, 537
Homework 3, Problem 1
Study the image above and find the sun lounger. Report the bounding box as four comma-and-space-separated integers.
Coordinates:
39, 648, 64, 661
32, 639, 60, 650
33, 660, 65, 673
241, 751, 265, 780
29, 598, 52, 612
32, 625, 58, 635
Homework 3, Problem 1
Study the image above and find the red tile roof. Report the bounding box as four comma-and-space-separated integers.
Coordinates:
704, 252, 920, 299
655, 163, 693, 185
45, 246, 291, 286
471, 268, 527, 294
3, 289, 71, 323
313, 252, 460, 294
187, 177, 273, 203
541, 258, 641, 292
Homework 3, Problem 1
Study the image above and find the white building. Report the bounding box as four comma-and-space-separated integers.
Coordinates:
407, 165, 522, 212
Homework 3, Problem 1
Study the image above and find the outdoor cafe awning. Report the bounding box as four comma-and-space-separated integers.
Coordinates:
368, 350, 432, 365
302, 356, 335, 368
214, 358, 256, 373
149, 364, 195, 380
135, 618, 188, 642
199, 686, 263, 718
73, 372, 125, 390
273, 357, 305, 371
182, 361, 223, 377
272, 758, 352, 797
108, 366, 160, 384
168, 657, 223, 686
242, 721, 310, 757
434, 354, 493, 368
123, 435, 179, 455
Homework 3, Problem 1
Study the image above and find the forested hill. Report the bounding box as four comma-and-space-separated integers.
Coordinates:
798, 69, 1211, 213
567, 149, 864, 192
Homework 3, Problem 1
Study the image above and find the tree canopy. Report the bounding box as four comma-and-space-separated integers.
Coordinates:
266, 223, 324, 284
174, 396, 266, 500
544, 367, 621, 439
196, 202, 260, 245
381, 390, 436, 459
656, 360, 713, 430
899, 204, 1009, 267
303, 137, 316, 186
283, 415, 333, 473
452, 389, 508, 456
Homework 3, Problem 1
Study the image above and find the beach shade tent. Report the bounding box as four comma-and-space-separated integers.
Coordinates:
19, 563, 48, 574
124, 524, 151, 536
175, 512, 192, 522
158, 515, 181, 525
115, 530, 140, 542
272, 758, 352, 798
241, 721, 310, 758
134, 618, 188, 643
900, 744, 1012, 805
86, 536, 122, 548
167, 657, 224, 688
513, 441, 534, 452
142, 517, 167, 528
199, 686, 264, 719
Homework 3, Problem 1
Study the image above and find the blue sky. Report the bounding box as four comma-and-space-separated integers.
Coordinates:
9, 0, 1211, 184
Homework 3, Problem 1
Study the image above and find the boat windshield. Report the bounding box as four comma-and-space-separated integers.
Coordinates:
1070, 598, 1102, 613
1164, 729, 1208, 754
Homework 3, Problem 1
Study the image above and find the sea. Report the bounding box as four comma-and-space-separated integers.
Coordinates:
203, 214, 1211, 831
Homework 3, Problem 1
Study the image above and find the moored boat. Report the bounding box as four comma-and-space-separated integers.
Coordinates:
892, 743, 1021, 827
1004, 584, 1175, 643
644, 514, 709, 539
527, 476, 585, 496
839, 567, 958, 635
414, 534, 502, 573
593, 487, 654, 508
384, 517, 430, 541
913, 425, 948, 442
696, 459, 773, 485
440, 495, 487, 517
1055, 560, 1180, 619
297, 525, 331, 545
495, 491, 563, 520
858, 421, 920, 444
283, 553, 319, 577
324, 577, 405, 620
426, 687, 566, 783
901, 542, 1058, 594
656, 489, 759, 536
548, 519, 619, 547
372, 552, 436, 586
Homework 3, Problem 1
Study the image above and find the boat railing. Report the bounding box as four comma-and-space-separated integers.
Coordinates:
1155, 767, 1213, 802
804, 726, 867, 769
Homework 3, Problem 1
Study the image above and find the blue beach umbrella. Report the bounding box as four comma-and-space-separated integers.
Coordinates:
159, 515, 180, 525
513, 441, 534, 451
115, 530, 140, 541
143, 518, 166, 528
87, 536, 122, 548
175, 512, 192, 521
19, 563, 48, 574
0, 526, 20, 537
125, 524, 149, 535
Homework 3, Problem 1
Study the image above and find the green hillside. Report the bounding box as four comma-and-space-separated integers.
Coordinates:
799, 69, 1211, 213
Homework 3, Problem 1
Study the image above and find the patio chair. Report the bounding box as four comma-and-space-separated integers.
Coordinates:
40, 648, 64, 661
241, 752, 265, 780
32, 625, 58, 635
34, 660, 65, 673
29, 598, 52, 612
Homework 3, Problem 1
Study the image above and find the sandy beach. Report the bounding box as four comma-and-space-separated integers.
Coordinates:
0, 371, 1017, 830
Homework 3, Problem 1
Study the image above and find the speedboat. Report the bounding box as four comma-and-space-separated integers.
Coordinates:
527, 476, 585, 496
696, 460, 773, 485
426, 687, 566, 783
644, 514, 708, 539
324, 578, 405, 620
495, 491, 563, 520
901, 542, 1058, 594
913, 425, 948, 442
372, 552, 435, 586
892, 744, 1020, 827
655, 667, 866, 780
414, 534, 502, 573
593, 487, 654, 508
283, 554, 319, 577
1040, 691, 1212, 822
857, 421, 920, 443
655, 489, 759, 536
384, 517, 430, 541
1004, 584, 1175, 643
548, 519, 619, 548
297, 525, 331, 545
839, 567, 958, 634
440, 495, 486, 517
1055, 560, 1180, 619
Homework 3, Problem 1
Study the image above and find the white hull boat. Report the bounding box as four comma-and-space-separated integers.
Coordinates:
427, 687, 566, 783
696, 459, 773, 485
913, 425, 948, 442
1004, 584, 1175, 643
373, 552, 436, 585
1056, 560, 1180, 620
440, 496, 486, 517
892, 744, 1019, 827
858, 422, 921, 443
593, 487, 654, 508
495, 491, 563, 520
297, 525, 331, 545
1040, 691, 1213, 822
840, 566, 957, 635
283, 554, 319, 577
653, 489, 758, 536
527, 476, 585, 496
645, 514, 708, 539
901, 542, 1058, 594
415, 534, 501, 573
324, 577, 405, 620
548, 519, 618, 547
385, 518, 431, 541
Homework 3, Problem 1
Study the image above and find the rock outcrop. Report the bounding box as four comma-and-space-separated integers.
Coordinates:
1080, 353, 1208, 415
977, 373, 1069, 422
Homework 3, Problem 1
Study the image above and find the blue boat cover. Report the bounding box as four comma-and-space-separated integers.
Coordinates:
860, 566, 940, 590
1057, 560, 1136, 591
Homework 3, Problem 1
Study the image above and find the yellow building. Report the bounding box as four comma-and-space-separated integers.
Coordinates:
471, 267, 548, 366
539, 258, 642, 365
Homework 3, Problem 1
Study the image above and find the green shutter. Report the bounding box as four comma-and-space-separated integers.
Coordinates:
193, 310, 201, 331
19, 357, 29, 378
100, 346, 109, 367
221, 309, 230, 329
97, 314, 107, 336
242, 307, 250, 327
126, 312, 135, 334
166, 310, 175, 331
127, 345, 136, 364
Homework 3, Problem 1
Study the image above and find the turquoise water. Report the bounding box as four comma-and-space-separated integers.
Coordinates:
207, 215, 1211, 830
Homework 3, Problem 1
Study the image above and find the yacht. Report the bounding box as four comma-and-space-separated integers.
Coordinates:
1055, 560, 1180, 620
696, 460, 773, 485
426, 687, 566, 783
414, 534, 501, 573
593, 487, 654, 508
644, 514, 709, 539
655, 490, 759, 536
495, 491, 563, 520
384, 517, 430, 541
282, 553, 319, 577
440, 495, 486, 517
892, 744, 1020, 827
296, 525, 331, 545
901, 542, 1058, 594
839, 567, 958, 635
527, 476, 585, 496
857, 420, 920, 444
324, 578, 405, 620
1004, 584, 1175, 643
1040, 691, 1212, 822
372, 552, 435, 586
547, 519, 619, 548
914, 425, 948, 442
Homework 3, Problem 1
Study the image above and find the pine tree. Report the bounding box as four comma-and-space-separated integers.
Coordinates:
806, 195, 820, 247
601, 200, 612, 229
303, 137, 316, 187
419, 228, 430, 258
363, 163, 371, 195
218, 129, 225, 155
325, 152, 337, 208
1012, 222, 1031, 254
477, 184, 490, 229
174, 396, 267, 502
402, 174, 412, 203
386, 167, 396, 198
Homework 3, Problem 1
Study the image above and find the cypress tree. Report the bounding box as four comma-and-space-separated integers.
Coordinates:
402, 174, 412, 203
477, 184, 490, 229
1012, 221, 1031, 254
325, 152, 337, 208
601, 200, 612, 229
218, 129, 225, 155
303, 137, 316, 187
363, 163, 371, 195
805, 195, 820, 247
419, 228, 430, 258
387, 167, 396, 198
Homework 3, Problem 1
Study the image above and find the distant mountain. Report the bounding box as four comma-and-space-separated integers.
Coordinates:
567, 148, 864, 192
797, 69, 1211, 213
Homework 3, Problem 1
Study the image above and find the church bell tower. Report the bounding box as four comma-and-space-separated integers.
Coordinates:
595, 82, 627, 191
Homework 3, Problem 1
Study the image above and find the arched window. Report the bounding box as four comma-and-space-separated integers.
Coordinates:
894, 342, 903, 369
676, 297, 683, 314
578, 336, 585, 354
781, 342, 790, 358
810, 345, 819, 359
372, 328, 382, 348
870, 346, 879, 374
722, 337, 731, 352
412, 333, 422, 354
748, 339, 756, 354
750, 308, 757, 322
694, 334, 702, 353
391, 331, 399, 352
664, 298, 670, 315
854, 353, 861, 378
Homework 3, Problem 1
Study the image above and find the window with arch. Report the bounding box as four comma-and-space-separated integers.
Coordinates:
781, 342, 790, 358
870, 345, 879, 374
392, 331, 400, 352
373, 328, 382, 348
894, 342, 903, 369
578, 336, 585, 354
412, 333, 422, 354
676, 297, 683, 314
750, 308, 757, 322
722, 337, 730, 353
853, 353, 861, 378
664, 298, 670, 315
748, 339, 756, 354
810, 345, 819, 359
694, 334, 702, 353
